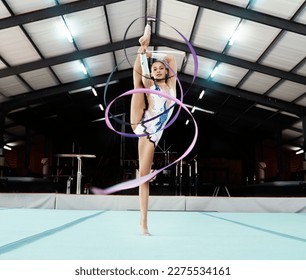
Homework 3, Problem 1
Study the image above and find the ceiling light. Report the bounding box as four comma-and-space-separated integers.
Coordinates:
210, 66, 218, 78
91, 87, 98, 96
185, 119, 190, 125
4, 141, 22, 147
255, 104, 278, 112
96, 80, 119, 87
4, 145, 12, 151
62, 25, 73, 43
296, 149, 304, 155
199, 90, 205, 99
79, 62, 87, 75
229, 27, 241, 46
68, 86, 91, 94
99, 104, 104, 111
185, 104, 214, 115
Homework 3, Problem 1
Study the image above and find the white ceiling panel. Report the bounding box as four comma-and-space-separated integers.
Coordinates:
155, 46, 186, 72
64, 7, 110, 49
240, 72, 281, 94
51, 61, 88, 83
227, 20, 280, 62
24, 17, 76, 58
159, 0, 198, 43
295, 95, 306, 107
294, 5, 306, 24
20, 68, 59, 90
0, 1, 11, 18
261, 31, 306, 71
84, 53, 115, 77
282, 128, 302, 140
0, 59, 6, 70
0, 76, 29, 96
0, 26, 41, 65
291, 120, 303, 129
190, 57, 216, 79
115, 47, 139, 71
183, 53, 200, 77
268, 80, 306, 102
5, 0, 55, 14
211, 63, 249, 87
252, 0, 305, 20
107, 0, 145, 42
193, 9, 240, 52
295, 62, 306, 76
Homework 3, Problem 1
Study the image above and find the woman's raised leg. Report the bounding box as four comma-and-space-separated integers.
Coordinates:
130, 24, 151, 131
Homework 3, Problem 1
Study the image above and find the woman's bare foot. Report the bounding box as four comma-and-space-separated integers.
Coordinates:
139, 24, 151, 49
140, 220, 151, 236
141, 226, 151, 236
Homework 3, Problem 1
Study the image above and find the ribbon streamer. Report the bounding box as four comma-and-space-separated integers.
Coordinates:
92, 88, 198, 195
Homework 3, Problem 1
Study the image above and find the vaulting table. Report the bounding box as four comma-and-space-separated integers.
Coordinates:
55, 154, 96, 194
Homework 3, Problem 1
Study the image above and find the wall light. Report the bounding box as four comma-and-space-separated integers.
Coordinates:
199, 90, 205, 99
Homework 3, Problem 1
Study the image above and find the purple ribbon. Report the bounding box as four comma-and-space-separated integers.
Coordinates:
92, 88, 198, 195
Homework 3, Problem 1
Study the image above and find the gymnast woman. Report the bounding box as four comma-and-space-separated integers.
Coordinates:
130, 24, 177, 235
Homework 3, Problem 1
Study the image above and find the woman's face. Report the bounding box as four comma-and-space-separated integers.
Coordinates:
151, 61, 168, 80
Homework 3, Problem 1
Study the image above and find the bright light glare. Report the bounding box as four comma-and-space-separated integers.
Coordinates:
199, 90, 205, 99
62, 25, 73, 43
92, 87, 98, 96
79, 62, 87, 75
210, 66, 218, 78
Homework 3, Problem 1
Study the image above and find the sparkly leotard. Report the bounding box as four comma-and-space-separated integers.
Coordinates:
133, 84, 175, 146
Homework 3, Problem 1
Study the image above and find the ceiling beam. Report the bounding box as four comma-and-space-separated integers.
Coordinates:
1, 69, 132, 112
179, 0, 306, 36
2, 66, 304, 119
0, 0, 124, 30
153, 36, 306, 85
1, 35, 305, 87
179, 73, 305, 116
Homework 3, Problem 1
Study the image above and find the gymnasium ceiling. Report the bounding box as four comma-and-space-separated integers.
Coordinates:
1, 0, 306, 154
